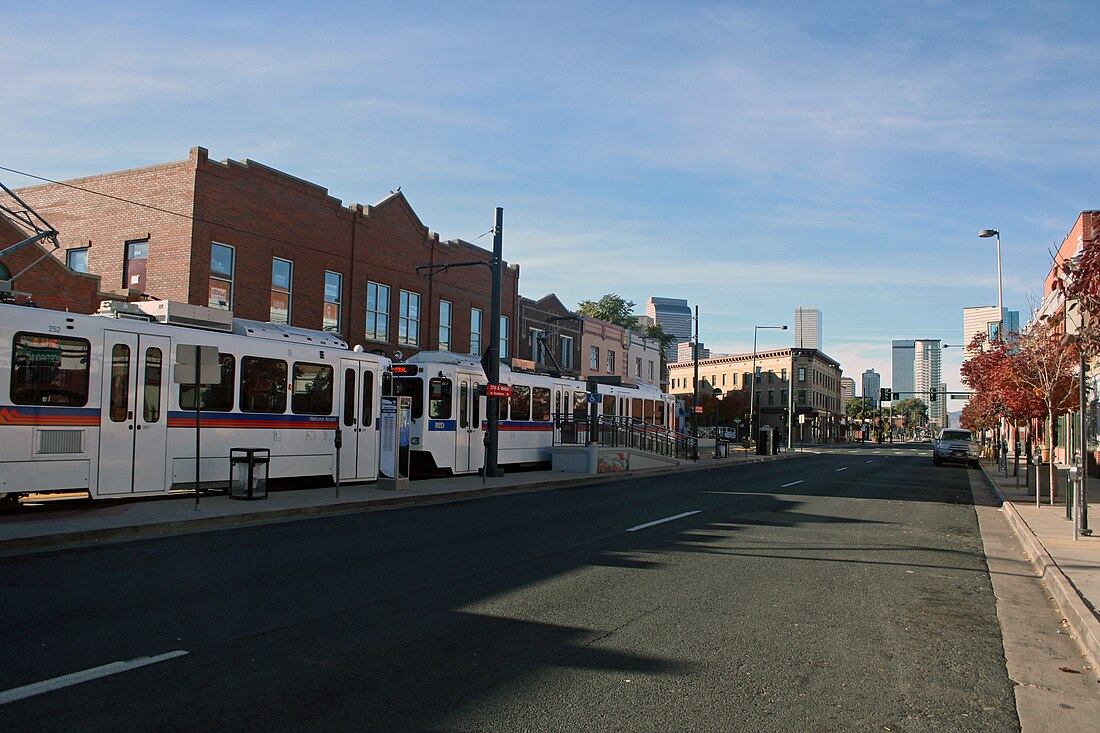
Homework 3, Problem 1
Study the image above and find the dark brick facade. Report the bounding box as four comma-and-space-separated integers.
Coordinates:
517, 293, 582, 376
11, 147, 521, 360
0, 215, 101, 313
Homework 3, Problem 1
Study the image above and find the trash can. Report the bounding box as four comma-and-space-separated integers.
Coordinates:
230, 448, 269, 500
757, 426, 773, 456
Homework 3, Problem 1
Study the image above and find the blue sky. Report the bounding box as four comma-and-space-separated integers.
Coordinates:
4, 1, 1099, 392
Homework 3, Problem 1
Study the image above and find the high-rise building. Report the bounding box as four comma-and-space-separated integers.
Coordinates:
675, 341, 710, 362
841, 377, 856, 403
891, 340, 916, 398
794, 307, 822, 350
963, 306, 1020, 351
893, 338, 943, 426
646, 296, 693, 362
862, 369, 881, 407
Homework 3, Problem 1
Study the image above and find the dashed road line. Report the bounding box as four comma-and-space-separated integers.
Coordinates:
0, 650, 189, 705
627, 511, 701, 532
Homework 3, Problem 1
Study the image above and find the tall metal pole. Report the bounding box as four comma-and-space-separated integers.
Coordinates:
996, 231, 1004, 338
485, 207, 504, 478
692, 305, 699, 460
750, 327, 759, 441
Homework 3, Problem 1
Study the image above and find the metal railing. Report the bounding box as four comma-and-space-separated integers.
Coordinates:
552, 413, 697, 460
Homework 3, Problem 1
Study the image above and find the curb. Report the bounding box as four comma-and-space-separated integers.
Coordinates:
1, 452, 808, 555
979, 464, 1100, 673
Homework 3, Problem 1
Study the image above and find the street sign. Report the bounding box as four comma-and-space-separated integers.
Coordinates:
585, 393, 600, 404
694, 406, 703, 413
950, 394, 969, 400
733, 418, 742, 424
486, 384, 512, 398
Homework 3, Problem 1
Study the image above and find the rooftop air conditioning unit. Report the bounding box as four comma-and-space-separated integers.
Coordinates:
135, 300, 233, 332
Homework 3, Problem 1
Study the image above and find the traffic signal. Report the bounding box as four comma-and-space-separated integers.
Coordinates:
879, 387, 890, 402
929, 389, 937, 402
893, 391, 900, 400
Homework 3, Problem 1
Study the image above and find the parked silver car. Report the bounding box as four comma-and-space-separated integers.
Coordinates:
932, 429, 980, 468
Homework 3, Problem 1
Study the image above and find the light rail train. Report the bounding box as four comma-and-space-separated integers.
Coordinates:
0, 299, 388, 502
391, 351, 678, 476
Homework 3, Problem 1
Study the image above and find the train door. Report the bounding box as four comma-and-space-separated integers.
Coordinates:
339, 359, 379, 481
455, 370, 481, 473
98, 331, 170, 495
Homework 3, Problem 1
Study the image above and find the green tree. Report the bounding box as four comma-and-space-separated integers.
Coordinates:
642, 323, 676, 355
890, 398, 928, 426
577, 294, 637, 329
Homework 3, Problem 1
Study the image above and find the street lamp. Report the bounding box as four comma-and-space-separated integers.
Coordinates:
750, 324, 788, 445
978, 229, 1003, 340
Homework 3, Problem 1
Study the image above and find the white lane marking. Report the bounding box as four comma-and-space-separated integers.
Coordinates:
866, 460, 874, 464
781, 481, 804, 488
627, 511, 700, 532
835, 467, 848, 472
0, 650, 189, 705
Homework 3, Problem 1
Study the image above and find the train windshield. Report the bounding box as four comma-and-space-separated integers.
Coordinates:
392, 377, 424, 419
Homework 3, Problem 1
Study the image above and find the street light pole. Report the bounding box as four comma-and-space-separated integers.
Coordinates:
979, 229, 1003, 339
713, 388, 723, 459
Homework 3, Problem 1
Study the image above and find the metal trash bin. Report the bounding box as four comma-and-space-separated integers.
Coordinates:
757, 427, 773, 456
230, 448, 269, 500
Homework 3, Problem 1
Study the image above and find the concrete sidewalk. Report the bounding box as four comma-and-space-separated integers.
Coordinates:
980, 458, 1100, 673
0, 446, 793, 555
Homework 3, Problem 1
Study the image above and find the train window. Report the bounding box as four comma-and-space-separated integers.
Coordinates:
292, 362, 334, 415
497, 390, 508, 420
179, 354, 235, 411
532, 387, 550, 421
392, 377, 423, 419
109, 344, 130, 422
429, 377, 452, 419
509, 385, 531, 421
10, 333, 91, 407
362, 371, 374, 428
474, 383, 482, 427
240, 357, 288, 413
343, 369, 356, 427
143, 348, 163, 423
632, 398, 643, 419
643, 400, 655, 424
602, 395, 614, 415
459, 381, 469, 429
573, 391, 587, 418
554, 390, 562, 417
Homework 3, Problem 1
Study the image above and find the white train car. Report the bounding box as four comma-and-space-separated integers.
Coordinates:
0, 300, 388, 502
391, 351, 677, 476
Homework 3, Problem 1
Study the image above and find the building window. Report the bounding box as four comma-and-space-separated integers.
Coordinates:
648, 361, 655, 382
323, 271, 342, 333
607, 350, 615, 374
781, 368, 788, 381
470, 308, 482, 355
768, 390, 775, 406
590, 346, 599, 370
439, 300, 452, 351
500, 315, 510, 358
398, 290, 420, 346
635, 357, 642, 378
209, 242, 234, 310
270, 258, 293, 325
529, 328, 545, 363
798, 367, 806, 382
560, 335, 574, 370
798, 390, 807, 405
67, 247, 89, 273
366, 282, 389, 341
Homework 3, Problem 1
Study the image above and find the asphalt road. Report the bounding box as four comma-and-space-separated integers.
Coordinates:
1, 445, 1021, 732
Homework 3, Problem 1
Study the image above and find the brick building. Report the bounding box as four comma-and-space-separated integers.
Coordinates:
0, 208, 101, 313
516, 293, 582, 376
10, 147, 521, 361
667, 348, 844, 443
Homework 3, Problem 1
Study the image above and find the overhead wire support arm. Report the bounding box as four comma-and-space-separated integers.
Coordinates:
414, 259, 493, 276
